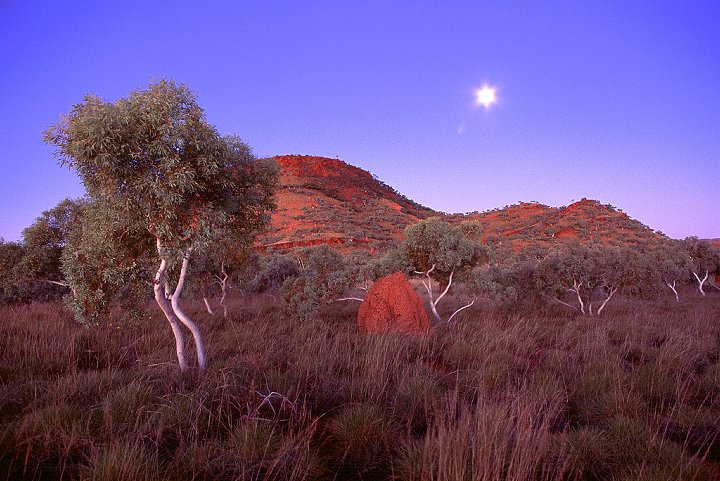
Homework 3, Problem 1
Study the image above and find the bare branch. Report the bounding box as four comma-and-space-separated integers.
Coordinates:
552, 298, 580, 312
447, 299, 475, 322
434, 268, 455, 306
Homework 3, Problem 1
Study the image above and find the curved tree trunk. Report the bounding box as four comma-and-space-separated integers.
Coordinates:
568, 279, 585, 315
202, 294, 215, 315
693, 270, 708, 296
170, 248, 208, 371
218, 261, 228, 319
596, 286, 617, 316
665, 279, 680, 301
154, 240, 188, 371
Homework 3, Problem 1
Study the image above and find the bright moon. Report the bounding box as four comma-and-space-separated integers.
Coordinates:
475, 85, 497, 108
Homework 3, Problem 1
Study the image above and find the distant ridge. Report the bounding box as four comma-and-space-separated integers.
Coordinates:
259, 155, 667, 253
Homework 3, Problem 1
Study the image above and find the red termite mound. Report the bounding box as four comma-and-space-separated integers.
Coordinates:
358, 272, 431, 335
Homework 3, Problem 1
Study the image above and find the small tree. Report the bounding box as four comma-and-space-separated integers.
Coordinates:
683, 237, 720, 296
12, 198, 83, 302
398, 218, 488, 322
45, 80, 277, 371
0, 239, 25, 305
539, 244, 643, 316
281, 245, 359, 320
647, 241, 691, 301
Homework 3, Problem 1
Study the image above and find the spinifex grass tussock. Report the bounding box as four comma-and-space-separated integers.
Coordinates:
0, 293, 719, 480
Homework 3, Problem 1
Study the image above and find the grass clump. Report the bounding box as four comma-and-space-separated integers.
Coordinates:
0, 292, 719, 480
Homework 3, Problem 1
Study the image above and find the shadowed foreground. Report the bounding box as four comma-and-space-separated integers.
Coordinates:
1, 295, 719, 480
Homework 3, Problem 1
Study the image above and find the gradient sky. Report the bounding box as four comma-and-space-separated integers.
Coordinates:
1, 1, 718, 241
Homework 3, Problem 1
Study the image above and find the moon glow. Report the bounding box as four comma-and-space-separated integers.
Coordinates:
475, 85, 497, 108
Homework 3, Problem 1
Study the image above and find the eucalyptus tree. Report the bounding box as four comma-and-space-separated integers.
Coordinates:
280, 245, 359, 320
0, 199, 82, 304
15, 198, 83, 299
399, 218, 488, 322
186, 240, 258, 318
646, 241, 691, 301
683, 237, 720, 296
45, 80, 277, 371
0, 239, 25, 304
539, 244, 642, 316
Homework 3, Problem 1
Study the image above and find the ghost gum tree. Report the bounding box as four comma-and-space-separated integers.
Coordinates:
683, 237, 720, 296
45, 80, 278, 371
539, 244, 649, 316
399, 218, 488, 322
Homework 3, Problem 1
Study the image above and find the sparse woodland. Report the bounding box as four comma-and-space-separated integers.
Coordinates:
1, 80, 720, 480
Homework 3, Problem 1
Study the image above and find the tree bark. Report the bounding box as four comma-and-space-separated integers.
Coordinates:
154, 239, 188, 371
665, 279, 680, 301
692, 270, 708, 296
447, 299, 475, 322
218, 261, 228, 319
415, 266, 471, 322
568, 279, 585, 315
170, 248, 207, 371
202, 294, 215, 315
597, 286, 617, 316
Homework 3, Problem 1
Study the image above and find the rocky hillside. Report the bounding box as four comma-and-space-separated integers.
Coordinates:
449, 198, 666, 252
259, 155, 667, 253
706, 239, 720, 250
259, 155, 433, 252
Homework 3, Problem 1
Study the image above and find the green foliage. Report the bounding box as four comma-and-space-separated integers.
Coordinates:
61, 198, 152, 325
684, 236, 720, 275
0, 239, 25, 304
476, 242, 668, 313
45, 79, 278, 324
248, 253, 300, 293
400, 217, 488, 281
0, 199, 83, 305
281, 245, 359, 319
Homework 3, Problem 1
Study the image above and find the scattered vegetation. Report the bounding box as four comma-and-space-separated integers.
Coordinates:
3, 78, 720, 479
1, 292, 719, 480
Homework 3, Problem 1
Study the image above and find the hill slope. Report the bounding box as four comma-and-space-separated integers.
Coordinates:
260, 155, 667, 252
259, 155, 433, 251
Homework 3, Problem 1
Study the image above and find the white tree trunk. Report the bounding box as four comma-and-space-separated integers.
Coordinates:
665, 279, 680, 301
218, 261, 228, 319
596, 286, 617, 316
170, 248, 207, 371
203, 295, 215, 315
692, 270, 708, 296
414, 266, 474, 323
568, 279, 585, 315
153, 240, 188, 371
447, 299, 475, 322
416, 265, 443, 322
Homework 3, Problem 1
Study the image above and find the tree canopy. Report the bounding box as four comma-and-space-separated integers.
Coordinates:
45, 79, 278, 371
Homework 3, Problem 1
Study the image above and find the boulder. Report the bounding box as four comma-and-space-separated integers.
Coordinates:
358, 272, 431, 335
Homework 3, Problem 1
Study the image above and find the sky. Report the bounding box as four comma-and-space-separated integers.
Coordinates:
1, 0, 719, 241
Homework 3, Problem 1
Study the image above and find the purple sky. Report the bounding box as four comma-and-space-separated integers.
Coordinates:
1, 1, 718, 241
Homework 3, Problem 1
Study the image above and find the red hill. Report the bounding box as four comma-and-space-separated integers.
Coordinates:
259, 155, 668, 253
259, 155, 433, 252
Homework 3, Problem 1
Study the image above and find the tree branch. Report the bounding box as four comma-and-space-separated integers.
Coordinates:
434, 268, 455, 306
447, 299, 475, 322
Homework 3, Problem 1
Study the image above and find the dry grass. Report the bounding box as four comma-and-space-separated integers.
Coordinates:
0, 293, 719, 480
